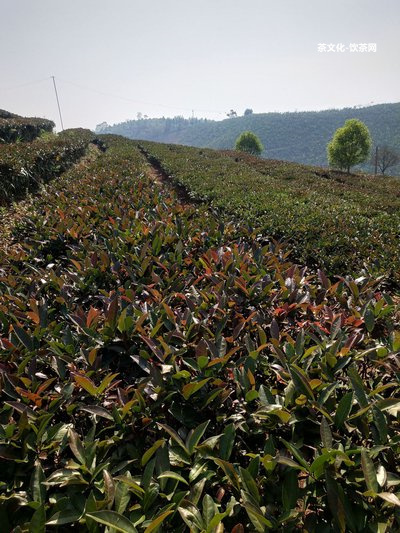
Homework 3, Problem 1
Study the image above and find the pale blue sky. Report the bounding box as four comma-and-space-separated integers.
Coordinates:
1, 0, 399, 130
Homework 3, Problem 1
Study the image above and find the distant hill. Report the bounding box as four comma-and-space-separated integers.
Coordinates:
96, 103, 400, 173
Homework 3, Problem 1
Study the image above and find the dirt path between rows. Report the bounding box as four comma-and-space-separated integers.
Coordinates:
144, 160, 164, 187
139, 146, 198, 206
0, 144, 101, 255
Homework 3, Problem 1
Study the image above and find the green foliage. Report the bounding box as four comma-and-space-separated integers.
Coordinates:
98, 103, 400, 174
327, 119, 372, 173
137, 141, 400, 277
0, 129, 95, 205
0, 135, 399, 531
0, 111, 54, 143
235, 131, 264, 156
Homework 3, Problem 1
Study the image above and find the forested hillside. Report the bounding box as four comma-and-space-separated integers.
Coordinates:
97, 103, 400, 172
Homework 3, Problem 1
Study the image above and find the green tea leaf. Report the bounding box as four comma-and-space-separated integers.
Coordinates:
239, 467, 260, 504
213, 458, 240, 489
220, 423, 235, 461
289, 364, 314, 400
377, 492, 400, 506
334, 392, 353, 428
13, 325, 34, 351
282, 469, 299, 511
202, 494, 218, 528
79, 405, 113, 420
31, 462, 46, 504
157, 423, 188, 453
73, 374, 98, 397
364, 308, 375, 332
178, 501, 205, 531
348, 365, 369, 409
85, 511, 137, 533
29, 504, 46, 533
158, 471, 189, 485
46, 509, 83, 526
361, 449, 379, 494
182, 378, 210, 400
186, 420, 210, 455
68, 428, 85, 464
144, 510, 174, 533
141, 439, 165, 466
320, 417, 333, 449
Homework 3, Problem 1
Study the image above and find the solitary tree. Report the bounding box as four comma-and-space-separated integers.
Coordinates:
372, 145, 400, 175
235, 131, 264, 156
244, 108, 253, 116
327, 119, 372, 173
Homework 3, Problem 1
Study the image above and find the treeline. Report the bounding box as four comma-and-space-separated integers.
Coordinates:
97, 103, 400, 173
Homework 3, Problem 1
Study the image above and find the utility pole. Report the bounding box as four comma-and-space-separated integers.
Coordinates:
51, 76, 64, 131
374, 145, 378, 175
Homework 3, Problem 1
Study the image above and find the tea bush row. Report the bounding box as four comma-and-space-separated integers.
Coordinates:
138, 142, 400, 279
0, 136, 399, 531
0, 116, 55, 144
0, 129, 95, 205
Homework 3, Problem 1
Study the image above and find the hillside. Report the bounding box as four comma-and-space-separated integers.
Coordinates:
97, 102, 400, 173
0, 126, 399, 531
136, 141, 400, 279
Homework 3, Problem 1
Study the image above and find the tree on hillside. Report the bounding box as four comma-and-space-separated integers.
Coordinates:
226, 109, 237, 118
327, 119, 372, 173
244, 108, 253, 116
235, 131, 264, 156
372, 145, 400, 175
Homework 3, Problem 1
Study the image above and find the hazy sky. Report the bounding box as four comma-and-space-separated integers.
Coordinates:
1, 0, 399, 130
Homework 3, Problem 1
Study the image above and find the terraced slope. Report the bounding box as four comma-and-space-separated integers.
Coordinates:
0, 135, 399, 531
138, 141, 400, 279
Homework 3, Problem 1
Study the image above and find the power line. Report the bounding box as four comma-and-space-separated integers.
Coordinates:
0, 77, 50, 91
57, 77, 226, 116
0, 76, 227, 117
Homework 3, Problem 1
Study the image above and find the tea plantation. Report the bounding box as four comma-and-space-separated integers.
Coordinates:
138, 141, 400, 279
0, 130, 399, 532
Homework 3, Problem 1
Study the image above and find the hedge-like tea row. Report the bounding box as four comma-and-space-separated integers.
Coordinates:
0, 117, 55, 143
0, 109, 20, 119
0, 129, 94, 205
0, 135, 399, 532
138, 141, 400, 280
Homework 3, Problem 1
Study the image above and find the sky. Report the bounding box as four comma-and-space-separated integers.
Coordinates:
1, 0, 399, 130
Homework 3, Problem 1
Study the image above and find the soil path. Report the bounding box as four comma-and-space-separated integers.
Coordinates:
139, 146, 198, 206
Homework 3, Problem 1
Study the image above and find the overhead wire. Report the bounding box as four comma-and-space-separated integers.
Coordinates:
57, 78, 226, 116
1, 77, 342, 157
0, 77, 51, 91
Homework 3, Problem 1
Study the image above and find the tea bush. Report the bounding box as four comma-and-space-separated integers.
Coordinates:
0, 136, 399, 532
0, 113, 55, 144
138, 142, 400, 280
0, 129, 95, 205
